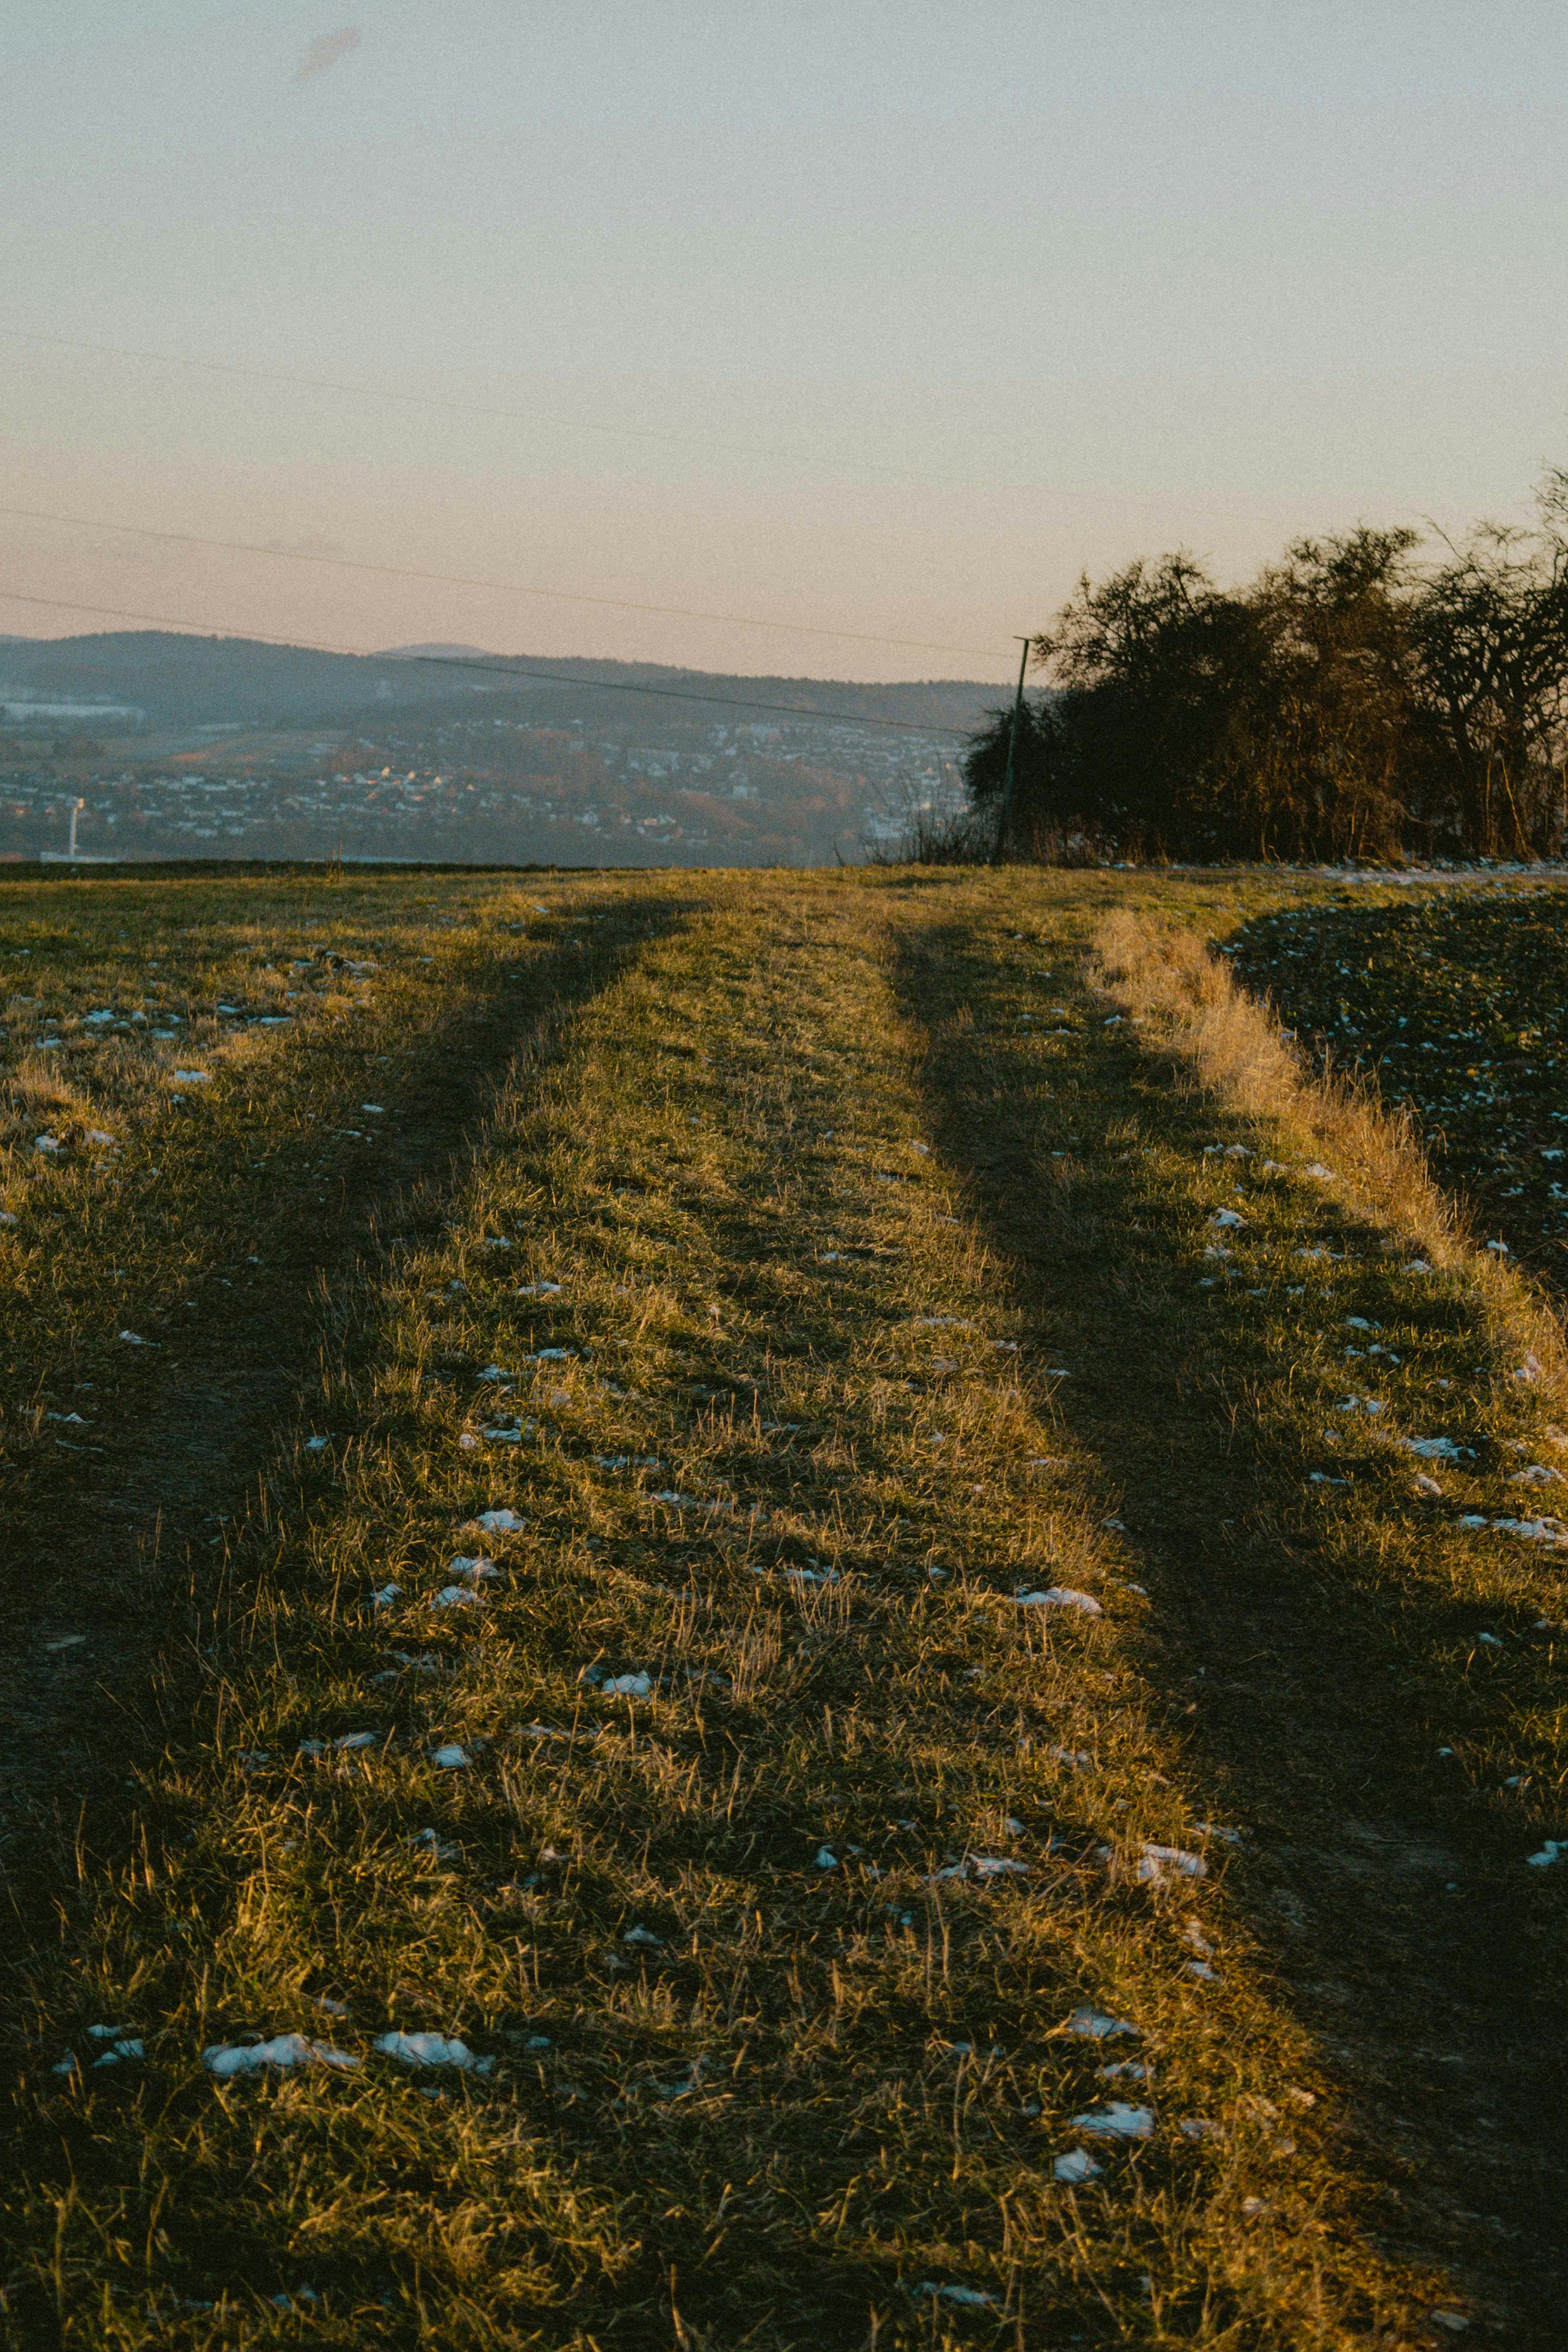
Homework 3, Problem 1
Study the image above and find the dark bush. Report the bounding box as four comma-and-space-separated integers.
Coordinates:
961, 473, 1568, 865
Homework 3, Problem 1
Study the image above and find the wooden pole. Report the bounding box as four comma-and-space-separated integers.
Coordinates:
990, 637, 1030, 867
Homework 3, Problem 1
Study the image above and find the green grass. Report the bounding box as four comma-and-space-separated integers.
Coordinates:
0, 871, 662, 1511
2, 866, 1566, 2346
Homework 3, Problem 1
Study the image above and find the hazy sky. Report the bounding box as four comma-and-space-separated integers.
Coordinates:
5, 3, 1568, 683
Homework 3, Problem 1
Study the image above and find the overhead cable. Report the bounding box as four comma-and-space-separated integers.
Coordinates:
0, 502, 1002, 663
0, 588, 986, 738
7, 329, 1335, 532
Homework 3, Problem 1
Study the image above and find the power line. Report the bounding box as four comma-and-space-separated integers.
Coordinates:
6, 328, 1339, 533
14, 329, 925, 480
0, 501, 1004, 664
0, 588, 984, 738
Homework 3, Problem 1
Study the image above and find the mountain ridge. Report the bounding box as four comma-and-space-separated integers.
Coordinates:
0, 630, 1002, 735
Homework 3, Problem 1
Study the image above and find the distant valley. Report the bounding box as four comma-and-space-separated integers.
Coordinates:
0, 632, 998, 866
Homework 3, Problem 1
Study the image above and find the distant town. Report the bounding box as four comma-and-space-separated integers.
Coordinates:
0, 635, 988, 867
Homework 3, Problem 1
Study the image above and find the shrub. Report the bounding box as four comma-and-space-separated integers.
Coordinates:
962, 472, 1568, 865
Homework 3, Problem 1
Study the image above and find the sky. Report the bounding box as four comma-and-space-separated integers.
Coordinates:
4, 2, 1568, 685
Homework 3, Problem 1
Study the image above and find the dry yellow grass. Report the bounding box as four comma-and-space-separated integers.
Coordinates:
1091, 902, 1568, 1398
3, 867, 1567, 2346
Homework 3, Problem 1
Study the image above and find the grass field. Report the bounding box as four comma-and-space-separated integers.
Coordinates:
2, 864, 1566, 2349
1228, 887, 1568, 1285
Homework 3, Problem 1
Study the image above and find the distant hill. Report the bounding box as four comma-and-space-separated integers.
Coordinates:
0, 631, 1003, 737
379, 642, 497, 660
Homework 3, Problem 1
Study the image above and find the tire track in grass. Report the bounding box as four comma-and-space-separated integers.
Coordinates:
891, 897, 1568, 2344
7, 878, 1422, 2346
0, 887, 679, 1931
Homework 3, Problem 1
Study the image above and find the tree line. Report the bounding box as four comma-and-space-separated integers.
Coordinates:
963, 470, 1568, 863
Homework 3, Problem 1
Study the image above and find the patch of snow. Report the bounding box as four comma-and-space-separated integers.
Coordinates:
1135, 1843, 1207, 1885
373, 2030, 493, 2073
89, 2038, 145, 2068
1067, 2007, 1138, 2040
1069, 2100, 1154, 2139
447, 1554, 499, 1583
203, 2034, 358, 2076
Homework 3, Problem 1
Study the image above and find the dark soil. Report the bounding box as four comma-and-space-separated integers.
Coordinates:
1228, 888, 1568, 1290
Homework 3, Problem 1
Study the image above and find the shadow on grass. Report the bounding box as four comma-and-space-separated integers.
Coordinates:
892, 913, 1568, 2339
0, 898, 694, 1933
0, 895, 1067, 2352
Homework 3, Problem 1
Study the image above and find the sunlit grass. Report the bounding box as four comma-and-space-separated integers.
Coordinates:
4, 864, 1566, 2344
0, 871, 638, 1490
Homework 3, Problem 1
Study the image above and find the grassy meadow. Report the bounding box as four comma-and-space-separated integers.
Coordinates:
1, 862, 1566, 2349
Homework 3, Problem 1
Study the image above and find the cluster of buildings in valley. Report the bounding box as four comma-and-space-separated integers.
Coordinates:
0, 708, 969, 867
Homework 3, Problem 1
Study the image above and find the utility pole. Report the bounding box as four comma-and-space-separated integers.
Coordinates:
68, 798, 83, 860
990, 637, 1031, 867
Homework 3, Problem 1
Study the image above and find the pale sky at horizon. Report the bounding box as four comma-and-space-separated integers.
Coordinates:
5, 3, 1568, 685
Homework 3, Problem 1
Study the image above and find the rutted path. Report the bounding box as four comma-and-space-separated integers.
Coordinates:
0, 905, 672, 1917
9, 877, 1439, 2347
892, 892, 1568, 2342
8, 869, 1565, 2343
